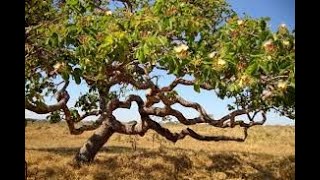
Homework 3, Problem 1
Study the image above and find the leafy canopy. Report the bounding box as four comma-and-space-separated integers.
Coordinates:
25, 0, 295, 121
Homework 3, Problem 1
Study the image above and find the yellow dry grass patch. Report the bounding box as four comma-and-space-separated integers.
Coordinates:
26, 122, 294, 180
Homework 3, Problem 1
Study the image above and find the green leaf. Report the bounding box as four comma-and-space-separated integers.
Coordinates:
61, 72, 70, 81
73, 68, 82, 85
194, 83, 200, 93
83, 27, 97, 37
169, 18, 173, 29
227, 104, 235, 111
173, 67, 180, 75
67, 0, 79, 6
143, 43, 150, 55
137, 48, 145, 63
104, 36, 114, 46
260, 20, 267, 31
245, 63, 258, 75
50, 33, 59, 47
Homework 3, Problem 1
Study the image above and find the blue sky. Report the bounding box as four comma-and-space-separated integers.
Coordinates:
26, 0, 295, 125
228, 0, 295, 31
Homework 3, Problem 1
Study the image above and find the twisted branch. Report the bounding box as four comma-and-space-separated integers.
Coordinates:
161, 78, 214, 92
27, 64, 267, 140
25, 81, 70, 114
101, 94, 252, 142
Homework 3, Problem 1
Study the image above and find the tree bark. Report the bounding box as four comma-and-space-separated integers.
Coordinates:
73, 122, 114, 165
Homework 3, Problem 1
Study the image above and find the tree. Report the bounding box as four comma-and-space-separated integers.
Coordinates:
25, 0, 295, 165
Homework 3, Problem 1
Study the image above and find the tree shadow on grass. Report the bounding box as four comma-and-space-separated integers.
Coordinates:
206, 153, 295, 180
27, 146, 294, 180
26, 145, 146, 156
92, 150, 193, 180
27, 147, 79, 156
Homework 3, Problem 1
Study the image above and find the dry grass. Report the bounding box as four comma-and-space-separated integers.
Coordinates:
26, 121, 295, 180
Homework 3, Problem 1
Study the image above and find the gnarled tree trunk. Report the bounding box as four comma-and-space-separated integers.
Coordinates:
73, 122, 114, 165
71, 92, 262, 166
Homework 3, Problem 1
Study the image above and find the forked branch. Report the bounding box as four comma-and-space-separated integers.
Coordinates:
25, 81, 70, 114
102, 94, 254, 143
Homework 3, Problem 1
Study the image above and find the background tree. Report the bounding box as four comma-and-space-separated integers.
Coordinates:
25, 0, 295, 165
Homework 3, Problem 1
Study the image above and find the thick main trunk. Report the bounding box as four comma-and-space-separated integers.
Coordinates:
74, 122, 114, 165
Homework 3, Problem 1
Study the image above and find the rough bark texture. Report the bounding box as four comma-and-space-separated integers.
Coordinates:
73, 121, 114, 165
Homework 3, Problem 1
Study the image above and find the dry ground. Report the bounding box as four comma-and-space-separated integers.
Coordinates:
26, 121, 295, 180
